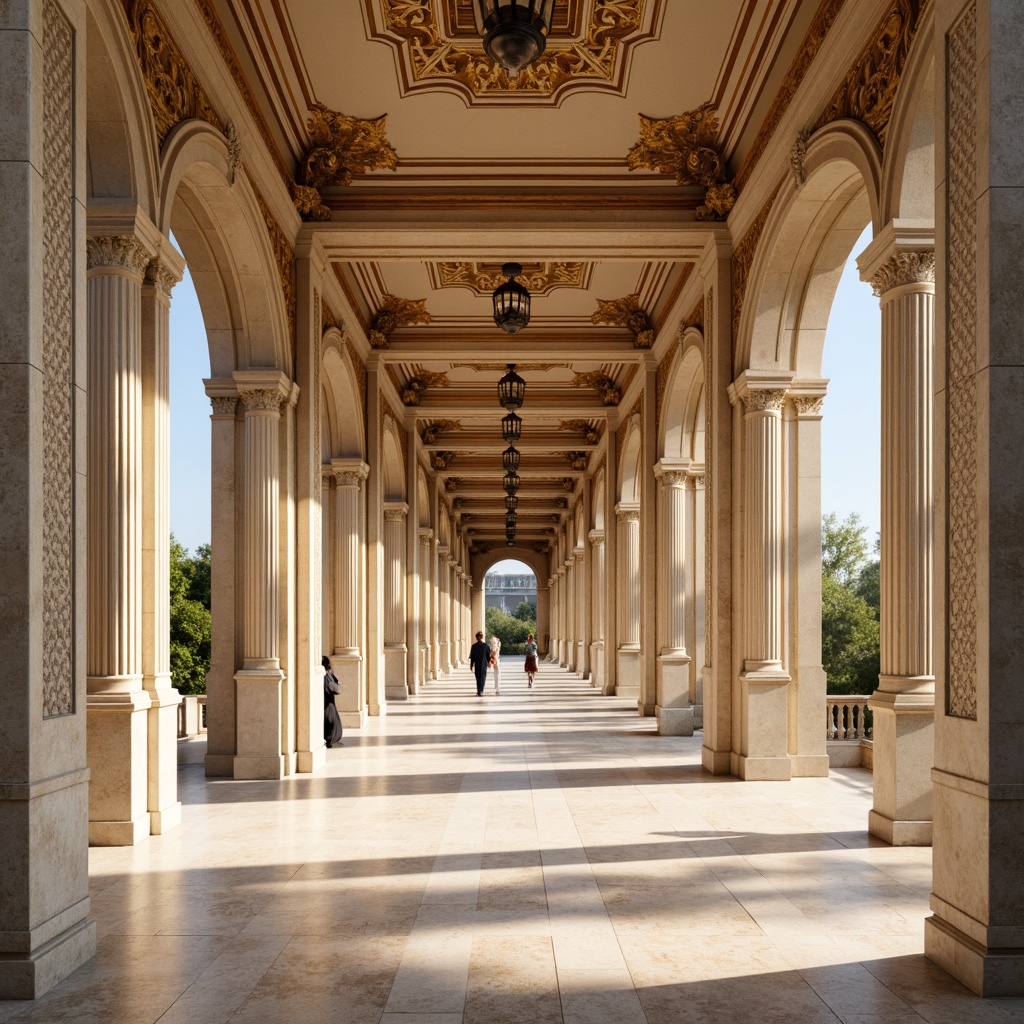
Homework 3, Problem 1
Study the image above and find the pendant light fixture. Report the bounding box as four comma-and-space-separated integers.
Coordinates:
473, 0, 555, 81
502, 444, 521, 472
492, 266, 531, 334
501, 409, 522, 443
497, 363, 526, 408
505, 493, 518, 512
503, 469, 520, 494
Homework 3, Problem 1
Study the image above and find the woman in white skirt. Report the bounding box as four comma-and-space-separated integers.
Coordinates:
489, 635, 501, 695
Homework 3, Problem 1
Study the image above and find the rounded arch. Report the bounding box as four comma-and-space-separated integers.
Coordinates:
573, 503, 585, 550
381, 416, 405, 501
417, 468, 430, 528
86, 0, 159, 215
473, 547, 548, 586
321, 331, 366, 461
661, 331, 706, 463
739, 119, 881, 377
160, 121, 293, 376
618, 414, 643, 504
591, 468, 606, 531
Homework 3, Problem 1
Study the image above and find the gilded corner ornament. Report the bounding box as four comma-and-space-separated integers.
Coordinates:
558, 420, 600, 445
294, 103, 399, 221
571, 371, 621, 406
401, 368, 450, 406
627, 102, 736, 220
591, 295, 654, 348
421, 420, 463, 445
370, 294, 431, 349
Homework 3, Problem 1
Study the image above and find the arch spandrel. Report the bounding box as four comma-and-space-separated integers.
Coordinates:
661, 335, 705, 464
591, 468, 605, 532
381, 418, 405, 501
321, 332, 366, 460
618, 415, 643, 505
739, 120, 881, 378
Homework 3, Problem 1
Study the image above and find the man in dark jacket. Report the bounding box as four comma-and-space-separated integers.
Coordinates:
469, 631, 491, 697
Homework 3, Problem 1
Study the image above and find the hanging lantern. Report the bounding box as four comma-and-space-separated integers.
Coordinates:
473, 0, 555, 81
501, 409, 522, 442
502, 444, 521, 472
503, 469, 520, 494
497, 363, 526, 409
505, 493, 518, 512
505, 512, 517, 530
493, 267, 531, 335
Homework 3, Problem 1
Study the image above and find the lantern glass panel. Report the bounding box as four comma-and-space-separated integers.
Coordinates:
501, 410, 522, 442
502, 445, 521, 472
497, 362, 526, 408
493, 270, 531, 335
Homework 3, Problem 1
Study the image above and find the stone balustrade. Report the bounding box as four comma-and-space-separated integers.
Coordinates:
178, 695, 207, 738
826, 695, 873, 769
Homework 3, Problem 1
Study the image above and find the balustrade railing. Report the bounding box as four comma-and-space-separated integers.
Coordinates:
177, 694, 207, 738
826, 696, 872, 741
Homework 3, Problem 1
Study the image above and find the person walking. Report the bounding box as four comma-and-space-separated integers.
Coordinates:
322, 655, 343, 748
524, 633, 539, 688
469, 631, 491, 697
489, 634, 502, 695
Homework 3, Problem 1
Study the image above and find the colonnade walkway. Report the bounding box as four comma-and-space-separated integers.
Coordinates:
5, 664, 1022, 1024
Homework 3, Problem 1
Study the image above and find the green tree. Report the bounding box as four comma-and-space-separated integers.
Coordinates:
512, 600, 536, 622
485, 606, 535, 654
821, 514, 880, 695
169, 534, 211, 695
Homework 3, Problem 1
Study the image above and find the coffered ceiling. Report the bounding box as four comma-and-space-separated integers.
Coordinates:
207, 0, 820, 551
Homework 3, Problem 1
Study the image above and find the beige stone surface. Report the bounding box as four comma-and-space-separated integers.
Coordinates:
6, 664, 1021, 1021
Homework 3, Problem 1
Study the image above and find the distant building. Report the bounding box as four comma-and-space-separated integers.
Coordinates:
485, 573, 537, 614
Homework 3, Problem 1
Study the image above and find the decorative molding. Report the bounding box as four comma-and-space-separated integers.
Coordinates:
793, 396, 825, 416
433, 261, 587, 295
731, 186, 780, 340
871, 251, 936, 296
659, 470, 689, 488
347, 340, 367, 410
209, 396, 238, 416
383, 506, 408, 522
558, 420, 600, 445
421, 420, 463, 444
225, 121, 242, 184
401, 368, 450, 406
812, 0, 930, 146
370, 294, 431, 349
685, 295, 705, 331
591, 294, 654, 348
238, 388, 286, 413
734, 0, 847, 191
742, 389, 787, 413
294, 104, 398, 221
252, 186, 296, 347
562, 478, 575, 492
122, 0, 222, 145
86, 235, 151, 275
431, 451, 456, 470
145, 258, 178, 298
946, 2, 978, 721
627, 103, 736, 220
617, 508, 641, 523
373, 0, 657, 105
565, 451, 590, 471
790, 128, 810, 188
655, 343, 675, 423
42, 0, 75, 718
570, 370, 621, 406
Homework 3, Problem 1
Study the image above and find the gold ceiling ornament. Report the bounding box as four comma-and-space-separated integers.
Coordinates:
627, 103, 736, 221
812, 0, 929, 146
558, 420, 600, 445
431, 451, 457, 470
375, 0, 652, 105
591, 294, 654, 348
421, 419, 464, 444
565, 451, 590, 471
434, 261, 587, 295
445, 478, 460, 492
122, 0, 222, 145
562, 478, 575, 491
294, 103, 399, 221
570, 370, 621, 406
401, 368, 450, 406
370, 294, 431, 348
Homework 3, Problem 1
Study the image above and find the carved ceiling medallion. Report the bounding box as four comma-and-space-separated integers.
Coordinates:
368, 0, 663, 106
430, 261, 590, 295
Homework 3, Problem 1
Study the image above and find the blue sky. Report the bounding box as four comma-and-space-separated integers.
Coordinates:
169, 227, 880, 558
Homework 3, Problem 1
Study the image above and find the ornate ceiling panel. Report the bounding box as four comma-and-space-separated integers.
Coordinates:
428, 261, 592, 295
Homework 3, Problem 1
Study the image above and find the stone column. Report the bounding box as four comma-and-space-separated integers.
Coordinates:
655, 461, 693, 735
730, 373, 792, 781
589, 530, 606, 690
615, 505, 641, 696
926, 4, 1024, 991
0, 0, 97, 988
331, 460, 369, 728
437, 547, 450, 672
787, 390, 830, 778
856, 234, 936, 843
689, 471, 706, 728
383, 503, 409, 701
140, 254, 184, 834
429, 536, 440, 679
419, 529, 433, 686
574, 548, 587, 676
86, 234, 154, 846
232, 371, 290, 780
460, 571, 470, 662
448, 558, 460, 665
565, 558, 576, 671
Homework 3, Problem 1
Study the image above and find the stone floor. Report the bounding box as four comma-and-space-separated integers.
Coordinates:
4, 659, 1023, 1023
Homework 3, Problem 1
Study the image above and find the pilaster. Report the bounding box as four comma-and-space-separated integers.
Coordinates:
383, 502, 409, 701
615, 504, 641, 698
588, 530, 606, 692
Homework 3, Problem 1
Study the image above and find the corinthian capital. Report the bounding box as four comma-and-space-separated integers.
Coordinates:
87, 234, 151, 275
742, 389, 787, 413
870, 251, 935, 296
238, 388, 286, 413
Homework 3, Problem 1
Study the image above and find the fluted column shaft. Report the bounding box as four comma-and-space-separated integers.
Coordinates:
617, 507, 641, 647
590, 533, 606, 643
87, 236, 150, 690
383, 505, 408, 646
438, 552, 451, 670
333, 464, 368, 653
657, 468, 689, 654
419, 530, 433, 676
565, 559, 575, 668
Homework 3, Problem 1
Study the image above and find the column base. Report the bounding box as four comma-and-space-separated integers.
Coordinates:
146, 690, 182, 837
369, 702, 388, 717
656, 705, 694, 736
616, 647, 640, 699
89, 813, 151, 846
340, 708, 368, 729
150, 802, 181, 835
297, 744, 327, 774
233, 754, 286, 780
790, 753, 830, 778
924, 914, 1024, 997
0, 916, 97, 1001
731, 752, 793, 781
702, 746, 731, 774
205, 753, 235, 777
868, 808, 932, 846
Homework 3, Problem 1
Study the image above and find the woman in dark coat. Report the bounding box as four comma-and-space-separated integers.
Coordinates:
323, 655, 343, 748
